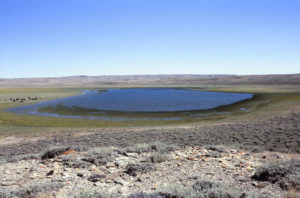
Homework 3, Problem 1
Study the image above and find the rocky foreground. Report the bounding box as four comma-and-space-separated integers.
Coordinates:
0, 142, 299, 198
0, 111, 299, 197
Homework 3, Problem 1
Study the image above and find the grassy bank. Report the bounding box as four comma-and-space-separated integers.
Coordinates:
0, 86, 299, 137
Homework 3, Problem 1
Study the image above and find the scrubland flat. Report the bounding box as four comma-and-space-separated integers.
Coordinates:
0, 74, 299, 198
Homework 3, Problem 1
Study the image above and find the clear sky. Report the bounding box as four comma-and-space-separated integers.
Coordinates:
0, 0, 299, 78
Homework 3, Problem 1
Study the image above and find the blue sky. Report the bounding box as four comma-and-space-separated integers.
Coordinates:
0, 0, 299, 78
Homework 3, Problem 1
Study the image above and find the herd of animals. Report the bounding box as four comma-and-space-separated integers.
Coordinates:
5, 96, 42, 103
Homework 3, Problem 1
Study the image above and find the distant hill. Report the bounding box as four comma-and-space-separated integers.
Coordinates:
0, 74, 299, 88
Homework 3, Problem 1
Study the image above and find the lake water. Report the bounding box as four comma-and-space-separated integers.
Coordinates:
5, 88, 253, 120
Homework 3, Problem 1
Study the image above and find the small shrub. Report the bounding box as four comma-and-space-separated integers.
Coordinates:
192, 180, 247, 198
61, 155, 91, 168
125, 143, 150, 154
129, 180, 269, 198
205, 145, 228, 153
3, 182, 65, 198
0, 157, 6, 164
6, 153, 39, 163
125, 163, 156, 176
88, 174, 106, 182
88, 147, 113, 155
126, 142, 176, 154
146, 152, 169, 163
82, 147, 115, 166
252, 160, 300, 190
70, 187, 118, 198
205, 151, 222, 158
82, 155, 114, 166
127, 192, 163, 198
252, 162, 289, 183
285, 188, 300, 198
113, 147, 128, 156
157, 184, 195, 198
40, 146, 70, 160
71, 145, 88, 152
0, 187, 15, 198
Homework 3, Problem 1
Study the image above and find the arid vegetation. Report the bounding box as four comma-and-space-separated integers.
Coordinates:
0, 75, 299, 197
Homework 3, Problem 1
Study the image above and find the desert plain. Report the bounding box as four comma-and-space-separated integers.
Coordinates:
0, 74, 299, 198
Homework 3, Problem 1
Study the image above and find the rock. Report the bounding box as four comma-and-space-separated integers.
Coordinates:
106, 162, 115, 168
114, 178, 128, 186
4, 170, 11, 174
127, 153, 138, 158
188, 176, 198, 180
176, 152, 188, 158
256, 182, 268, 188
245, 166, 253, 172
187, 156, 195, 161
46, 170, 54, 176
77, 173, 84, 177
62, 172, 70, 177
94, 182, 106, 187
205, 151, 222, 158
89, 165, 97, 170
41, 146, 70, 160
105, 179, 114, 183
115, 160, 128, 167
1, 181, 15, 186
88, 174, 106, 182
62, 149, 76, 155
114, 148, 128, 156
237, 177, 248, 182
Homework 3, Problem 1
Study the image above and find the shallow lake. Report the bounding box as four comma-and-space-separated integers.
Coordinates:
6, 88, 253, 120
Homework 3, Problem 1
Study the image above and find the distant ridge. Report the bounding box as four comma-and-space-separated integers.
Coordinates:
0, 74, 299, 88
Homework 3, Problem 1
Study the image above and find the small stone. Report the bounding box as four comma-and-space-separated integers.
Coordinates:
4, 170, 11, 174
252, 182, 268, 188
106, 179, 114, 183
88, 174, 106, 182
77, 173, 84, 177
127, 153, 138, 157
152, 183, 157, 189
114, 178, 128, 186
47, 170, 54, 176
89, 165, 97, 170
188, 176, 198, 180
94, 182, 106, 187
187, 156, 194, 161
238, 178, 248, 182
62, 172, 70, 177
1, 181, 15, 186
106, 162, 115, 168
245, 166, 253, 172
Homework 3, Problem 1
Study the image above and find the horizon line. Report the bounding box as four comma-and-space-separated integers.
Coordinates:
1, 73, 299, 79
